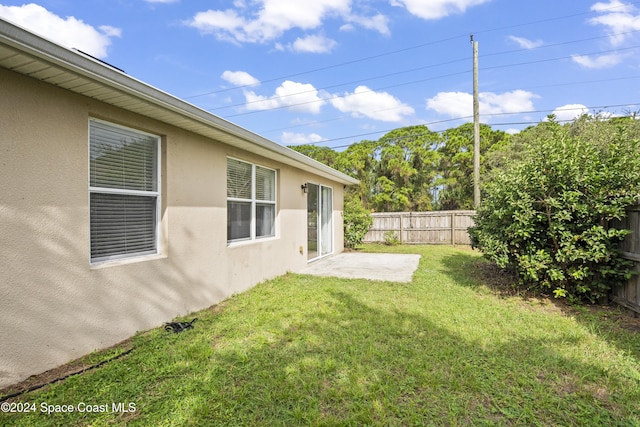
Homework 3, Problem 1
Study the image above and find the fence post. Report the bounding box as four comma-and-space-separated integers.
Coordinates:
399, 213, 404, 243
451, 212, 456, 245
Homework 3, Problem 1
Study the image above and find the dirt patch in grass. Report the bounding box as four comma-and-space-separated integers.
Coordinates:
0, 339, 135, 402
1, 301, 232, 402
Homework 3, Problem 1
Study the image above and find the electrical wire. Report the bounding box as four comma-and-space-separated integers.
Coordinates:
175, 1, 640, 152
182, 1, 640, 101
215, 43, 640, 119
293, 103, 640, 150
204, 35, 640, 115
255, 75, 640, 136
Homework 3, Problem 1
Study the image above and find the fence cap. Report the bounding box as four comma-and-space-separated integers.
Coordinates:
370, 210, 476, 215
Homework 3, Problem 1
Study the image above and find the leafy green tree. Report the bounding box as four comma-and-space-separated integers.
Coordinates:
373, 125, 440, 211
288, 144, 339, 168
435, 123, 510, 210
469, 116, 640, 303
371, 175, 411, 212
334, 140, 381, 209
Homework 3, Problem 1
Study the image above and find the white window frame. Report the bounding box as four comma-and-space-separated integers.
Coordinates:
88, 119, 161, 264
227, 157, 277, 244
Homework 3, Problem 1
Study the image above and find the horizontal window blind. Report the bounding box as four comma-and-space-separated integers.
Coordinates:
90, 194, 157, 259
89, 120, 159, 262
255, 166, 275, 202
90, 121, 157, 192
227, 158, 252, 199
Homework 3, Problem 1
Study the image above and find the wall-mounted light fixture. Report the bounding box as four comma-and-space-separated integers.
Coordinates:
301, 183, 308, 193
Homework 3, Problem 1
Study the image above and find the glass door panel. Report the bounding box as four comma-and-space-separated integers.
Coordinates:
320, 186, 333, 256
307, 183, 319, 260
307, 184, 333, 261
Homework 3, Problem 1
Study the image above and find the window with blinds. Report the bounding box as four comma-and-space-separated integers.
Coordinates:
227, 158, 276, 243
89, 120, 160, 262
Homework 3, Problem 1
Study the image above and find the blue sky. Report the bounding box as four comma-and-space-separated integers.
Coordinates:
2, 0, 640, 149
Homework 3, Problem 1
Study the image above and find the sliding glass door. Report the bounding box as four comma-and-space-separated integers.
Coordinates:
307, 183, 333, 261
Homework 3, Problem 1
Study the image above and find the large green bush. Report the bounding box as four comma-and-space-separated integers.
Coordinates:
469, 116, 640, 302
343, 194, 373, 248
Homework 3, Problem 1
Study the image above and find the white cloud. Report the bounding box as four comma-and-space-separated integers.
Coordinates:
330, 85, 414, 122
99, 26, 121, 38
545, 105, 618, 122
0, 3, 120, 59
549, 104, 590, 121
186, 9, 247, 43
185, 0, 389, 46
390, 0, 492, 20
221, 70, 261, 86
480, 90, 539, 114
588, 0, 640, 45
291, 34, 337, 53
344, 13, 390, 35
185, 0, 349, 43
281, 132, 325, 145
571, 52, 624, 68
243, 80, 326, 114
426, 92, 473, 118
592, 0, 634, 13
426, 90, 539, 119
566, 1, 639, 69
508, 35, 543, 49
595, 111, 617, 119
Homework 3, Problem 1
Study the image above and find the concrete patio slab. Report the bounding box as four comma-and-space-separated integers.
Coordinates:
298, 252, 421, 283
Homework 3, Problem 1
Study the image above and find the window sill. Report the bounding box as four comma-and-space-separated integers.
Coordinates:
90, 253, 167, 270
227, 236, 278, 248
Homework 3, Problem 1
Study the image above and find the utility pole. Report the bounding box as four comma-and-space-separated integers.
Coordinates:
471, 35, 480, 209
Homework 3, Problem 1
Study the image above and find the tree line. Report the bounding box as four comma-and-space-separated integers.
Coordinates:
290, 122, 511, 212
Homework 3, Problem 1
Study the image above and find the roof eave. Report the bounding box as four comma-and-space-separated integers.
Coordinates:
0, 18, 359, 186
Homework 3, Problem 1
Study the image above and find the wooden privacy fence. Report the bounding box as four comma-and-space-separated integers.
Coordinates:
364, 211, 476, 245
611, 205, 640, 315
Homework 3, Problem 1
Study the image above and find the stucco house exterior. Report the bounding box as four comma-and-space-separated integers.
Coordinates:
0, 18, 358, 388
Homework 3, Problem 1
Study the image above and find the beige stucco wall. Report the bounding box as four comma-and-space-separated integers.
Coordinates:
0, 68, 345, 388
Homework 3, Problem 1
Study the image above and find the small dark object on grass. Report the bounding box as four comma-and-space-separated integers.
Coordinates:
164, 318, 198, 334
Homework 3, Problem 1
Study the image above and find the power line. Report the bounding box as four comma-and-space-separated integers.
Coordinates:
210, 29, 640, 115
324, 114, 624, 150
209, 57, 469, 112
484, 44, 640, 72
471, 0, 640, 36
183, 1, 639, 101
175, 2, 640, 152
296, 103, 640, 150
183, 33, 466, 100
223, 70, 469, 118
255, 74, 640, 136
216, 43, 640, 119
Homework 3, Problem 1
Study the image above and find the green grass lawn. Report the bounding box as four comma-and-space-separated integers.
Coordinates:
2, 245, 639, 426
